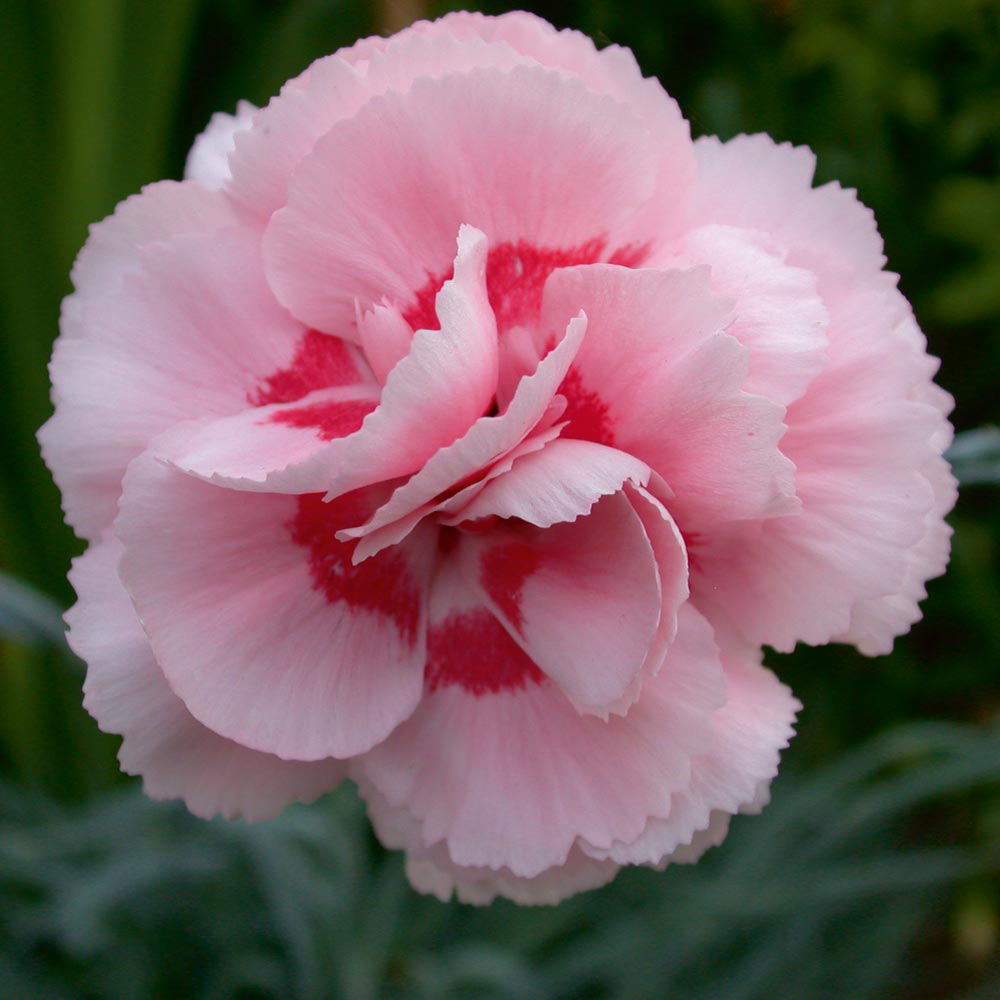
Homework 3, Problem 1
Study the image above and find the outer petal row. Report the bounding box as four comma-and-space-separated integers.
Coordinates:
263, 64, 660, 335
685, 134, 954, 654
40, 215, 309, 540
68, 537, 345, 820
115, 449, 436, 761
353, 608, 798, 902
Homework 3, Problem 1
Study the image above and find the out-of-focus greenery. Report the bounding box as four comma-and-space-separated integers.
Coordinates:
0, 1, 997, 997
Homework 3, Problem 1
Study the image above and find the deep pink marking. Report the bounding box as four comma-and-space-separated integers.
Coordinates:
425, 609, 545, 695
682, 529, 705, 576
268, 397, 374, 441
480, 541, 541, 632
289, 492, 420, 643
403, 237, 650, 335
607, 242, 651, 268
252, 330, 362, 406
558, 367, 615, 446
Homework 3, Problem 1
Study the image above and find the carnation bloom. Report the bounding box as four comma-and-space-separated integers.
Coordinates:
40, 11, 955, 905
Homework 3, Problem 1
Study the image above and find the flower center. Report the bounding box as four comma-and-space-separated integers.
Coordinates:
403, 237, 648, 335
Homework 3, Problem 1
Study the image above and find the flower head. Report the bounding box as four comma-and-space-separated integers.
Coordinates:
41, 11, 955, 905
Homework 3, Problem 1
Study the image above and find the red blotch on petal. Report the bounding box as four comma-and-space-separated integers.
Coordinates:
425, 609, 545, 695
268, 398, 374, 441
252, 330, 362, 406
607, 242, 651, 268
558, 367, 615, 446
290, 492, 420, 643
682, 529, 705, 576
403, 238, 649, 335
480, 541, 541, 632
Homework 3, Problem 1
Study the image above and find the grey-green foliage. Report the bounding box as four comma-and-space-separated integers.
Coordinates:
949, 427, 1000, 487
2, 721, 998, 1000
0, 571, 68, 648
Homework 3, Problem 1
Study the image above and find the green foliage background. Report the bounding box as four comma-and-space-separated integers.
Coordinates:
1, 1, 998, 997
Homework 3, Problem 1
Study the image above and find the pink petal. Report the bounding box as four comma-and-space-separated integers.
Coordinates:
357, 301, 414, 384
364, 418, 568, 554
263, 65, 658, 333
356, 772, 618, 905
404, 849, 618, 907
40, 225, 310, 541
465, 490, 665, 716
582, 641, 799, 865
355, 604, 725, 878
228, 30, 531, 220
688, 134, 885, 281
838, 453, 956, 654
615, 484, 691, 708
69, 537, 344, 821
660, 224, 829, 406
184, 100, 258, 191
162, 386, 379, 493
324, 225, 499, 498
425, 10, 695, 246
692, 290, 948, 652
68, 180, 243, 305
834, 316, 957, 654
444, 437, 653, 528
539, 264, 797, 532
341, 312, 585, 561
115, 451, 435, 760
675, 133, 954, 652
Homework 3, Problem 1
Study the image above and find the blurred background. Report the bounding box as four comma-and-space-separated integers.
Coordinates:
2, 1, 999, 997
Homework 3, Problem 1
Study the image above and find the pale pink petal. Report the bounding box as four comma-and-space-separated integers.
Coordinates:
495, 323, 544, 410
228, 31, 530, 220
539, 264, 797, 532
263, 65, 657, 333
68, 180, 243, 305
835, 382, 957, 653
834, 316, 957, 654
355, 604, 724, 877
405, 849, 618, 906
162, 386, 379, 493
688, 134, 886, 282
357, 301, 414, 384
373, 418, 568, 552
465, 491, 664, 716
692, 288, 947, 651
115, 451, 435, 760
582, 643, 799, 865
837, 457, 955, 655
184, 100, 258, 191
652, 809, 733, 867
672, 134, 954, 652
341, 313, 585, 561
40, 226, 312, 540
323, 224, 499, 499
69, 537, 344, 821
661, 224, 829, 406
423, 10, 696, 244
616, 483, 691, 706
356, 772, 618, 904
444, 437, 652, 528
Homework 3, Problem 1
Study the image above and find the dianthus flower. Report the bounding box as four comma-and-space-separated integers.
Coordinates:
41, 11, 955, 904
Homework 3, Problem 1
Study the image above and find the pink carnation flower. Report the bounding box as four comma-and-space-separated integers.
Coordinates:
40, 11, 955, 905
